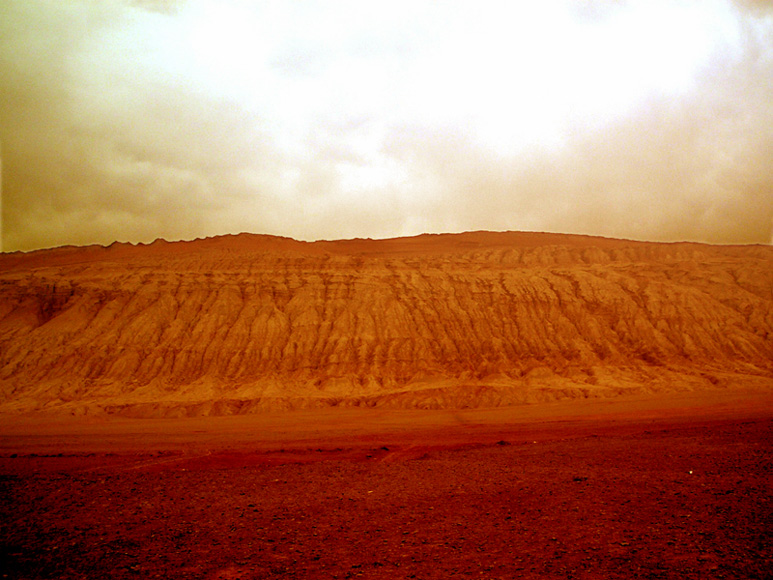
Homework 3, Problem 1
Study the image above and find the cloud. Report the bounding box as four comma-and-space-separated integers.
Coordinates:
1, 0, 771, 252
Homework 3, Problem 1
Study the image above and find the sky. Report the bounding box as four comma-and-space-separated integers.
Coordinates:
1, 0, 772, 252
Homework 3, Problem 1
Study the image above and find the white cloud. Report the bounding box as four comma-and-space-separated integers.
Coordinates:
0, 0, 771, 250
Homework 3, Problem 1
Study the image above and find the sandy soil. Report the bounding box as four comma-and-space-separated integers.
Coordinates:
1, 390, 771, 579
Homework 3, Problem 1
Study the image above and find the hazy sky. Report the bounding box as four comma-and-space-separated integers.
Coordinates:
1, 0, 772, 252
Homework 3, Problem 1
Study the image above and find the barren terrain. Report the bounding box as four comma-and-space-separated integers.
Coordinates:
0, 231, 771, 578
0, 231, 771, 415
1, 392, 772, 579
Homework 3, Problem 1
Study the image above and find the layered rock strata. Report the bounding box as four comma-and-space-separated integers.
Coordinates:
0, 231, 770, 415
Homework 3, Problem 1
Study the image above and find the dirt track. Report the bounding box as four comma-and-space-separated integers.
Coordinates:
1, 392, 772, 579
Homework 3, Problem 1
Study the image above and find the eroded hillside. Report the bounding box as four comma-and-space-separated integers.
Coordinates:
0, 231, 771, 415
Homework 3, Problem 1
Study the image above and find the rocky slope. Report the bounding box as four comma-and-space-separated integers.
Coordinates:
0, 231, 771, 416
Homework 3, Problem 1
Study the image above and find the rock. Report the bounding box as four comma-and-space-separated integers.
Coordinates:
0, 231, 771, 415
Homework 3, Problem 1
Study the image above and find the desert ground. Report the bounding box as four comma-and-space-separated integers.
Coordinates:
1, 231, 771, 578
1, 389, 772, 580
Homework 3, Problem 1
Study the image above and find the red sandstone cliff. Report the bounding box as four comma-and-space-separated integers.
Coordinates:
0, 231, 770, 416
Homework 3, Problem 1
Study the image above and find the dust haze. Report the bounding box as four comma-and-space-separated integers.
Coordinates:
1, 0, 771, 252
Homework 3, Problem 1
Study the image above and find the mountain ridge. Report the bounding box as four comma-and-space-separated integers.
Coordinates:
1, 230, 771, 416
